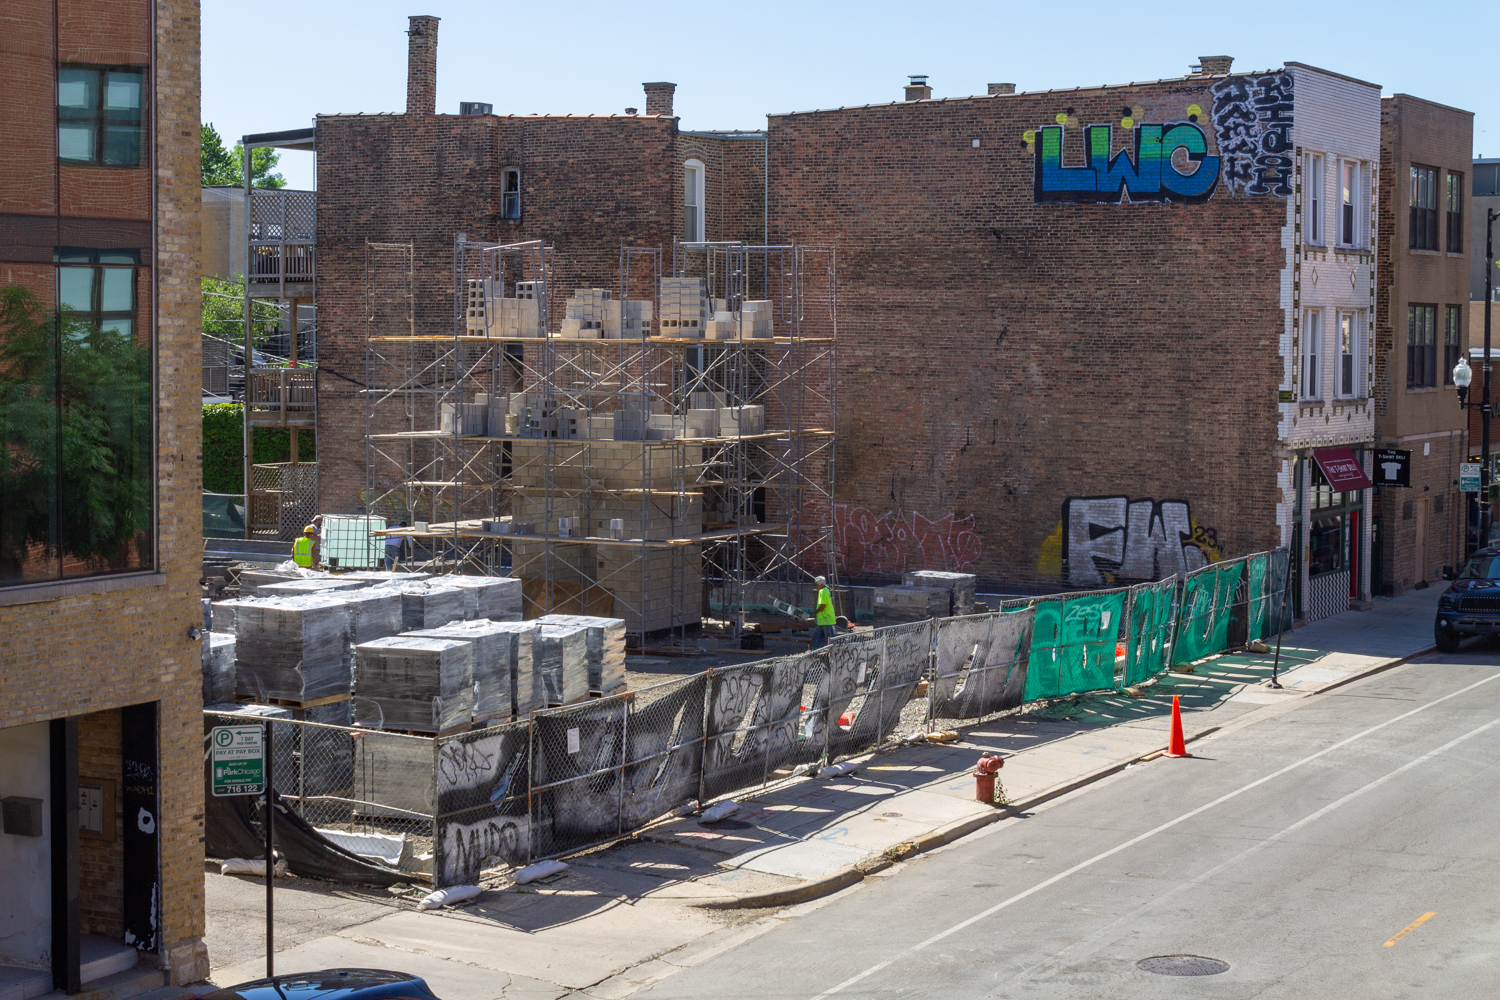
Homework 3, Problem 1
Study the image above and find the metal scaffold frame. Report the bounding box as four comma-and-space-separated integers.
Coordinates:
361, 237, 836, 646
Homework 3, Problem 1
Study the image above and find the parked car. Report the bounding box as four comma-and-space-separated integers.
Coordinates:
1434, 547, 1500, 653
202, 970, 443, 1000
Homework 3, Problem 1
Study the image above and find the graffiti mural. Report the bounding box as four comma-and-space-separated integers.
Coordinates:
823, 503, 983, 577
1046, 496, 1223, 588
1032, 122, 1220, 203
1210, 73, 1295, 196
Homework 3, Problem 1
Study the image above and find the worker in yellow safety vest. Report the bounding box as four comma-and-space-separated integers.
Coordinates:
292, 525, 316, 568
812, 575, 836, 649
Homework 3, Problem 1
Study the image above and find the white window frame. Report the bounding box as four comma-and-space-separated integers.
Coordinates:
683, 159, 705, 243
1302, 308, 1323, 401
1336, 311, 1360, 399
1306, 153, 1324, 245
501, 166, 521, 220
1338, 158, 1362, 248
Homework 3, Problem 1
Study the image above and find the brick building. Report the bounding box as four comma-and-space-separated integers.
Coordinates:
313, 15, 767, 515
0, 0, 207, 990
766, 58, 1382, 619
1373, 95, 1473, 593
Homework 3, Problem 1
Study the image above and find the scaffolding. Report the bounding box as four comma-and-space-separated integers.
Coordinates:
362, 237, 836, 644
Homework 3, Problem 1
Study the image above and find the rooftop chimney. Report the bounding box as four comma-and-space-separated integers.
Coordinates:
987, 83, 1016, 96
905, 75, 932, 101
406, 15, 440, 115
643, 82, 676, 117
1195, 55, 1233, 75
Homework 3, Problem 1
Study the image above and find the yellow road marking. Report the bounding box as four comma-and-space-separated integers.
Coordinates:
1383, 912, 1436, 947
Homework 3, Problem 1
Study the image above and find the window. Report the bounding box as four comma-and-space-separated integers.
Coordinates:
1407, 304, 1437, 388
1447, 172, 1463, 253
1409, 165, 1438, 250
0, 250, 152, 584
501, 167, 520, 220
1445, 305, 1463, 384
57, 66, 144, 167
1307, 154, 1324, 244
1477, 163, 1500, 197
1302, 309, 1322, 400
1340, 160, 1361, 246
683, 160, 704, 242
1337, 312, 1359, 398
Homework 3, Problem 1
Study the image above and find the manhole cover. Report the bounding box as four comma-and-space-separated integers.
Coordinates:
1137, 956, 1229, 977
882, 812, 902, 818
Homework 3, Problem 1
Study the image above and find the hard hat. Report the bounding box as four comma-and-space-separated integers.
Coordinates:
303, 525, 316, 535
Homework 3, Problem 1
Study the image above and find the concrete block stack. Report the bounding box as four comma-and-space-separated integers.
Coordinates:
405, 620, 518, 725
201, 631, 236, 706
741, 300, 775, 338
256, 577, 370, 598
233, 594, 353, 703
438, 575, 524, 621
353, 635, 474, 731
902, 571, 978, 617
535, 623, 591, 705
659, 277, 706, 336
720, 404, 766, 436
872, 584, 951, 626
336, 587, 407, 646
485, 621, 544, 716
460, 394, 489, 436
560, 287, 611, 339
394, 582, 467, 631
535, 614, 626, 694
466, 278, 545, 338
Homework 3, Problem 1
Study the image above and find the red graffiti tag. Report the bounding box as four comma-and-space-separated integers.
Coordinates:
820, 504, 982, 577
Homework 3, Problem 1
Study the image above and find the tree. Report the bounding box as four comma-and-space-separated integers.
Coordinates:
200, 122, 286, 188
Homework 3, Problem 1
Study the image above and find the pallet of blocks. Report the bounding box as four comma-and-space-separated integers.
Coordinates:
233, 594, 354, 704
256, 577, 371, 598
485, 621, 543, 717
201, 632, 236, 706
336, 587, 406, 645
871, 584, 951, 626
902, 571, 978, 617
392, 582, 467, 630
437, 575, 523, 621
534, 623, 591, 705
534, 614, 626, 694
407, 620, 526, 725
353, 636, 473, 732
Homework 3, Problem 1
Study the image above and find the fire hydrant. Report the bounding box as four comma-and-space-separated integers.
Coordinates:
973, 753, 1004, 804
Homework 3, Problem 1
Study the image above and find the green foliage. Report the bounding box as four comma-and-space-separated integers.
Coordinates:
202, 276, 279, 346
202, 402, 315, 495
0, 286, 151, 574
200, 122, 286, 189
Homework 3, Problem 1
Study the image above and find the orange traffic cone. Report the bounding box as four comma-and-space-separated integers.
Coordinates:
1165, 695, 1191, 758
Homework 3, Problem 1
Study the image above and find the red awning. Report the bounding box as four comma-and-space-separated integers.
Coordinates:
1313, 447, 1372, 491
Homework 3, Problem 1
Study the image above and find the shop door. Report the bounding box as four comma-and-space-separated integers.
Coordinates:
1414, 499, 1429, 584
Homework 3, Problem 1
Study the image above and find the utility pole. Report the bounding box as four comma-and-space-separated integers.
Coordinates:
1484, 208, 1495, 550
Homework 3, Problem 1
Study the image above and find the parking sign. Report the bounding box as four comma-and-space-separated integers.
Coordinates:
210, 725, 266, 796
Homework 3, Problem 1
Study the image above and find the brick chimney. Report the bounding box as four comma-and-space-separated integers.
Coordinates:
987, 83, 1016, 96
406, 15, 440, 115
643, 82, 676, 117
1195, 55, 1233, 75
904, 75, 932, 101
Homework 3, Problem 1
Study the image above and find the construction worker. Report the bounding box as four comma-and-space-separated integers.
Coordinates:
292, 525, 316, 568
812, 575, 836, 649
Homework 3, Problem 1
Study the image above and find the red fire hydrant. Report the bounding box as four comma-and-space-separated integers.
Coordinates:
974, 753, 1004, 803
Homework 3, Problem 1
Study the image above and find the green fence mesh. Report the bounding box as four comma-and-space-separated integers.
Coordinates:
1125, 578, 1178, 686
1024, 590, 1126, 699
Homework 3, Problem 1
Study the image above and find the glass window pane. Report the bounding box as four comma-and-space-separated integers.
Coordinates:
103, 124, 141, 166
0, 286, 63, 582
58, 267, 96, 312
99, 268, 134, 312
58, 123, 96, 163
98, 317, 134, 339
57, 68, 97, 111
104, 71, 142, 113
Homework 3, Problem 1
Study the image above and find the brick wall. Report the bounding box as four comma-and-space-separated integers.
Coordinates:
768, 78, 1287, 588
78, 709, 124, 938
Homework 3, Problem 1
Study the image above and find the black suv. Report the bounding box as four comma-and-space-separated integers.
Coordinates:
1435, 547, 1500, 652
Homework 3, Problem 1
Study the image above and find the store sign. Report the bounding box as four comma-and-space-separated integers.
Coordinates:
1313, 447, 1372, 491
210, 725, 265, 796
1373, 449, 1410, 488
1460, 463, 1482, 493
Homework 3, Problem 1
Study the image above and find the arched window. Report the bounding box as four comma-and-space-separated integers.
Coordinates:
683, 160, 705, 241
501, 167, 521, 220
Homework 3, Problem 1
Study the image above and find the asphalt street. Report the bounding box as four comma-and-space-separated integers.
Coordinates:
636, 650, 1500, 1000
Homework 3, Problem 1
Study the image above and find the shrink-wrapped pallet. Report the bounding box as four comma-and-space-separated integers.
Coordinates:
483, 621, 543, 717
534, 614, 626, 693
407, 620, 518, 724
233, 594, 353, 703
353, 636, 474, 731
535, 623, 590, 705
201, 632, 236, 706
256, 578, 371, 598
902, 571, 977, 617
343, 570, 432, 585
394, 583, 467, 631
336, 588, 406, 645
438, 575, 524, 621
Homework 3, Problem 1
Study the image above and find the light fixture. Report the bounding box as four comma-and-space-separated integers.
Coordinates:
1454, 356, 1472, 407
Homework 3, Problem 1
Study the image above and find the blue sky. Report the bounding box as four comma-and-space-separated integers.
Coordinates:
204, 0, 1493, 191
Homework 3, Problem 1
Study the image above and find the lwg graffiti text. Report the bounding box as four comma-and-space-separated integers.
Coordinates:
1033, 123, 1220, 203
1057, 496, 1222, 588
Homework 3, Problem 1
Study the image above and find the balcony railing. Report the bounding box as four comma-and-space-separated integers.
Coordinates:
249, 188, 316, 286
245, 367, 315, 426
249, 243, 315, 284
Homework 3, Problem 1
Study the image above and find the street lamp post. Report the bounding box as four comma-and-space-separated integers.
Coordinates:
1454, 207, 1498, 554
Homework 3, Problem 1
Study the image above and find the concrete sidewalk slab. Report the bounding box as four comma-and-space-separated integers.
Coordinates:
722, 835, 869, 880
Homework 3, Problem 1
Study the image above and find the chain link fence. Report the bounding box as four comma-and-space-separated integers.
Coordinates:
208, 547, 1291, 888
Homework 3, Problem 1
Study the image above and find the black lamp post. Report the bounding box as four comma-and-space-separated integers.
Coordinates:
1456, 207, 1499, 553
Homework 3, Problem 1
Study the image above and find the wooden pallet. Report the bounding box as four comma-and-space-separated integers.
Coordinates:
235, 692, 352, 710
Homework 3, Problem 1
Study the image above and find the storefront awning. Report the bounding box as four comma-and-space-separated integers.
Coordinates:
1313, 447, 1372, 491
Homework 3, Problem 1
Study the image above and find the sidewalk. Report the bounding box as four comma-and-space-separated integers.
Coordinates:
205, 587, 1442, 1000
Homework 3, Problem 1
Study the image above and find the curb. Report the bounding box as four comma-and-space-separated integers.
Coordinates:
700, 644, 1436, 911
